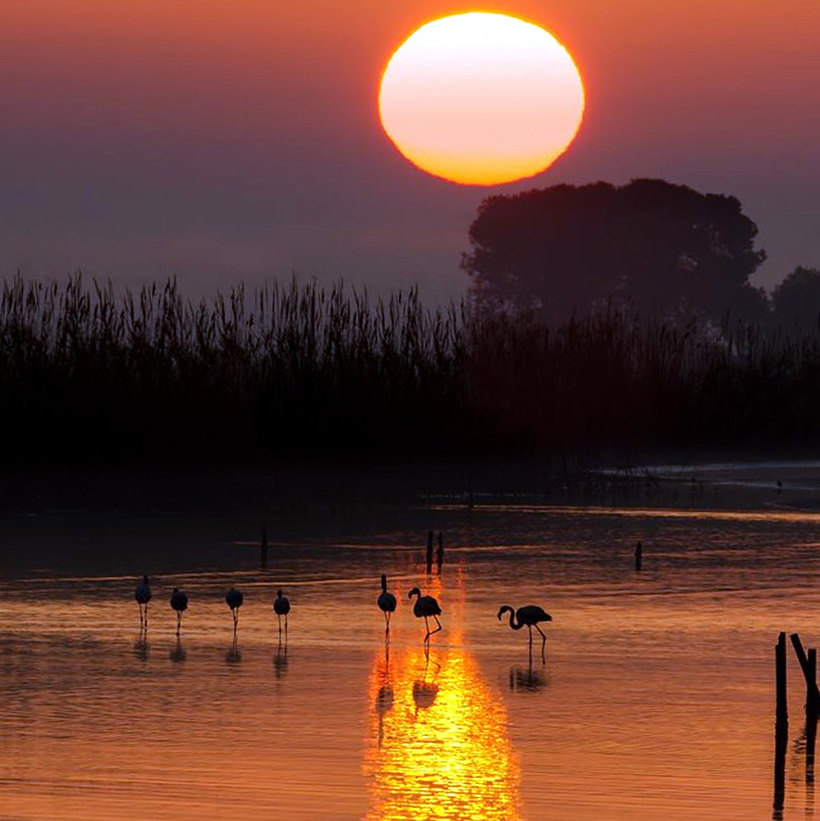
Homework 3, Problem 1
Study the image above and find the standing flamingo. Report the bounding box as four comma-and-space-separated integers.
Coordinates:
497, 604, 552, 662
273, 589, 290, 636
377, 574, 397, 633
407, 587, 442, 644
134, 575, 152, 630
225, 587, 244, 634
170, 588, 189, 636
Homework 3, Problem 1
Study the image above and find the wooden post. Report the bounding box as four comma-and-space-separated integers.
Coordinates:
790, 633, 820, 707
773, 632, 788, 819
260, 523, 269, 569
809, 649, 820, 717
777, 632, 789, 726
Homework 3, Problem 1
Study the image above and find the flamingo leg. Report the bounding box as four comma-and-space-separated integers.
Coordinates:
527, 625, 533, 663
285, 614, 288, 636
423, 616, 430, 643
176, 611, 182, 636
535, 624, 547, 663
429, 615, 442, 637
145, 604, 149, 631
277, 614, 282, 636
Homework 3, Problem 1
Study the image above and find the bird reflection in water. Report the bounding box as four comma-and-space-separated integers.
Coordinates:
133, 635, 149, 662
509, 659, 548, 693
375, 643, 394, 749
169, 637, 187, 663
412, 650, 440, 714
225, 636, 242, 665
363, 644, 522, 820
273, 638, 289, 680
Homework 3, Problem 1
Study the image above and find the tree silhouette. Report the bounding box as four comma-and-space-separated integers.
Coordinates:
463, 179, 768, 322
772, 267, 820, 328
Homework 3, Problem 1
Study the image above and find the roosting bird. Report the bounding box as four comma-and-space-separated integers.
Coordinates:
408, 587, 442, 644
170, 588, 189, 636
273, 589, 290, 636
377, 575, 397, 633
497, 604, 552, 662
225, 587, 244, 634
135, 575, 152, 630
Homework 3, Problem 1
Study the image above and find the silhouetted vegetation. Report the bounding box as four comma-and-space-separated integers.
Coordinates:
463, 179, 768, 323
2, 275, 820, 469
772, 267, 820, 329
0, 276, 471, 466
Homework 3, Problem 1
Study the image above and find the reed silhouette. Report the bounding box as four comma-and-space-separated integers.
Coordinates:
2, 274, 820, 469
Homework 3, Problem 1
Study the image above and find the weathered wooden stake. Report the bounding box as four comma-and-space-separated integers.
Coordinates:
773, 632, 788, 819
777, 632, 789, 726
260, 523, 269, 569
789, 633, 820, 708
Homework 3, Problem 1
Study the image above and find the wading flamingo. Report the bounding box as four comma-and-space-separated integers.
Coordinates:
170, 588, 189, 636
497, 604, 552, 662
273, 589, 290, 636
377, 574, 397, 633
135, 575, 152, 630
408, 587, 442, 644
225, 587, 244, 634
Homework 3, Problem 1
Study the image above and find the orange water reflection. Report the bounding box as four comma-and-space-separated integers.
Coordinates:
363, 641, 521, 820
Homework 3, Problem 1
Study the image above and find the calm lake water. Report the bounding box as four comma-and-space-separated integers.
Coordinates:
2, 476, 820, 819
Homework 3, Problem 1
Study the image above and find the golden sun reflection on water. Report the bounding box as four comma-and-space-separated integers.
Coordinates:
363, 640, 521, 820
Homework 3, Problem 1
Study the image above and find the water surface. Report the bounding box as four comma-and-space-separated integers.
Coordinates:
1, 501, 818, 819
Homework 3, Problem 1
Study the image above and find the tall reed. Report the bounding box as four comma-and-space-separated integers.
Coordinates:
1, 275, 819, 467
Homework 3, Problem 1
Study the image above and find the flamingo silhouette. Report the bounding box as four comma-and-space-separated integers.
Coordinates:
497, 604, 552, 662
408, 587, 442, 644
273, 589, 290, 637
170, 588, 188, 636
134, 575, 152, 630
377, 574, 397, 633
225, 587, 244, 634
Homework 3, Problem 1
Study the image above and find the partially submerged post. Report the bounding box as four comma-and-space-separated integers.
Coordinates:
774, 632, 788, 819
789, 633, 820, 710
808, 648, 818, 787
260, 523, 269, 569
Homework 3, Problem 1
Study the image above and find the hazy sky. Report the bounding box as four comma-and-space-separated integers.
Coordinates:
1, 0, 819, 302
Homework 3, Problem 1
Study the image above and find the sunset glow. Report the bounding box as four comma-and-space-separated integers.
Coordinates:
378, 13, 585, 186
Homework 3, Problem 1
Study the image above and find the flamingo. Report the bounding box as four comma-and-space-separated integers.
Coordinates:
497, 604, 552, 662
273, 589, 290, 636
170, 588, 189, 636
377, 574, 397, 633
225, 587, 244, 634
407, 587, 442, 644
134, 574, 152, 630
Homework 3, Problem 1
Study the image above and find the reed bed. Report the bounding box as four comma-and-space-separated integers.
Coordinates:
0, 275, 819, 467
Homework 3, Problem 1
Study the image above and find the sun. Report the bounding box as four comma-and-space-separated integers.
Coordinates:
378, 12, 585, 186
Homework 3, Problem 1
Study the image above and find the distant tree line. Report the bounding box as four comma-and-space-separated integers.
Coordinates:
463, 178, 820, 328
1, 275, 820, 468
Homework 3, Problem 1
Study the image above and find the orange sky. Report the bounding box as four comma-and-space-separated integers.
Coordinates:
0, 0, 819, 299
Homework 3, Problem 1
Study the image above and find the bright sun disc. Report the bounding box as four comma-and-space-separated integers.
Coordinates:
378, 12, 585, 186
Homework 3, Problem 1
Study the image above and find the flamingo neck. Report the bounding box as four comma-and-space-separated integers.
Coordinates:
506, 609, 523, 630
